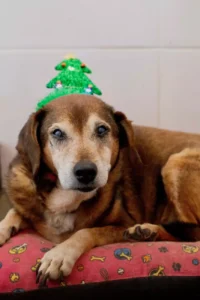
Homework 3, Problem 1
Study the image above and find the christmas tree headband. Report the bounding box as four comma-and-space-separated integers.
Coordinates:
36, 54, 102, 110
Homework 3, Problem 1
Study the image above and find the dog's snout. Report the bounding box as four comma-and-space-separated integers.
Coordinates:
74, 160, 97, 184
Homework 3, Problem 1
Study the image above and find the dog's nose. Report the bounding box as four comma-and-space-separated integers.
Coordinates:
74, 160, 97, 184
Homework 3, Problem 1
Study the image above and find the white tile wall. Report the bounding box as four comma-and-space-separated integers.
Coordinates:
0, 0, 159, 48
1, 0, 200, 177
160, 51, 200, 133
160, 0, 200, 47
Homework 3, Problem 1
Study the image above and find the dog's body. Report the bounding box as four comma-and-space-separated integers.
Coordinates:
1, 94, 200, 285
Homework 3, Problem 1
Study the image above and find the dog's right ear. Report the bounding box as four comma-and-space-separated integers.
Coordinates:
16, 109, 45, 177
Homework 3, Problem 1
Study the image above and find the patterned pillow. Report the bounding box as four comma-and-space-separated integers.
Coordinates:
0, 229, 200, 293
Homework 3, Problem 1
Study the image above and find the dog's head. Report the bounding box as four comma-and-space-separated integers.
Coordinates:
17, 95, 134, 196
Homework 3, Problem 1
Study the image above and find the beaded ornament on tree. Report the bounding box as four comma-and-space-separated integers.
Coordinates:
36, 55, 102, 110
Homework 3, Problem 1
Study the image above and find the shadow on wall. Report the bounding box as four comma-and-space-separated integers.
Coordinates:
0, 144, 15, 220
1, 143, 16, 188
0, 192, 11, 221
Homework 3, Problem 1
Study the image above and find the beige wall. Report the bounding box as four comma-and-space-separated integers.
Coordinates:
1, 0, 200, 180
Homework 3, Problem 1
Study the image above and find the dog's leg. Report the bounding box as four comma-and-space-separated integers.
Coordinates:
160, 148, 200, 241
36, 226, 125, 285
0, 208, 28, 245
124, 148, 200, 242
162, 148, 200, 224
123, 223, 178, 242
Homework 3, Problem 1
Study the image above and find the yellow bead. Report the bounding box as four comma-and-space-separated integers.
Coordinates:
64, 53, 75, 59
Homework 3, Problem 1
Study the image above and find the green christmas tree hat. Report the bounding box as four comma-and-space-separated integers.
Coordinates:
36, 54, 102, 110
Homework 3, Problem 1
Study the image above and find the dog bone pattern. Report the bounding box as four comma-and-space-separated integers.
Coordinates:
1, 229, 200, 293
90, 255, 106, 262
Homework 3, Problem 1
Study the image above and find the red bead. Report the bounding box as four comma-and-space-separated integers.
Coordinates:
61, 62, 66, 67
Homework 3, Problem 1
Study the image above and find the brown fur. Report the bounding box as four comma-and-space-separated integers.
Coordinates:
1, 94, 200, 284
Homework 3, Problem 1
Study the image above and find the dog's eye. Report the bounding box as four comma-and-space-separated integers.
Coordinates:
52, 129, 65, 139
96, 125, 109, 137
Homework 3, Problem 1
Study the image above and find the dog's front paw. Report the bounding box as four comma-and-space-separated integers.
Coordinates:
0, 223, 15, 246
123, 223, 158, 241
36, 243, 77, 286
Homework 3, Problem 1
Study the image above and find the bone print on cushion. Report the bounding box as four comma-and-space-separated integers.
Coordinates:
0, 230, 200, 293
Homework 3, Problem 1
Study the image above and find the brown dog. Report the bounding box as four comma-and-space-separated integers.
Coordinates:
1, 94, 200, 286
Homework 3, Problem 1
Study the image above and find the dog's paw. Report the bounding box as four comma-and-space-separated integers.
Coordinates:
0, 224, 15, 246
36, 243, 76, 287
123, 224, 158, 241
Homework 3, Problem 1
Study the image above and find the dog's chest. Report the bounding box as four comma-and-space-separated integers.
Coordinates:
44, 188, 80, 234
45, 211, 76, 234
44, 187, 95, 234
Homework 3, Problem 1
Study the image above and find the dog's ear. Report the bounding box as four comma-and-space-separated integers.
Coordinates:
114, 111, 135, 148
16, 109, 45, 177
114, 111, 143, 165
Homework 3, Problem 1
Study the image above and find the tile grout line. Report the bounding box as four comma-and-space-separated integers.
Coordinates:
157, 0, 161, 128
157, 50, 161, 128
1, 47, 200, 52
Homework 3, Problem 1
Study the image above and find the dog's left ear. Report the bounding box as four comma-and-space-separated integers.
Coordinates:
114, 111, 135, 149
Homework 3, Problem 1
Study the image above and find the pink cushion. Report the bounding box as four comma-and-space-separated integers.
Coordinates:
0, 229, 200, 293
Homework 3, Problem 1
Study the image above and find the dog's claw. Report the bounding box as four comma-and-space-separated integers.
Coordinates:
39, 273, 49, 288
10, 226, 17, 237
124, 225, 158, 241
123, 226, 143, 241
123, 230, 129, 240
36, 262, 41, 276
36, 271, 42, 284
59, 271, 64, 282
135, 225, 142, 236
